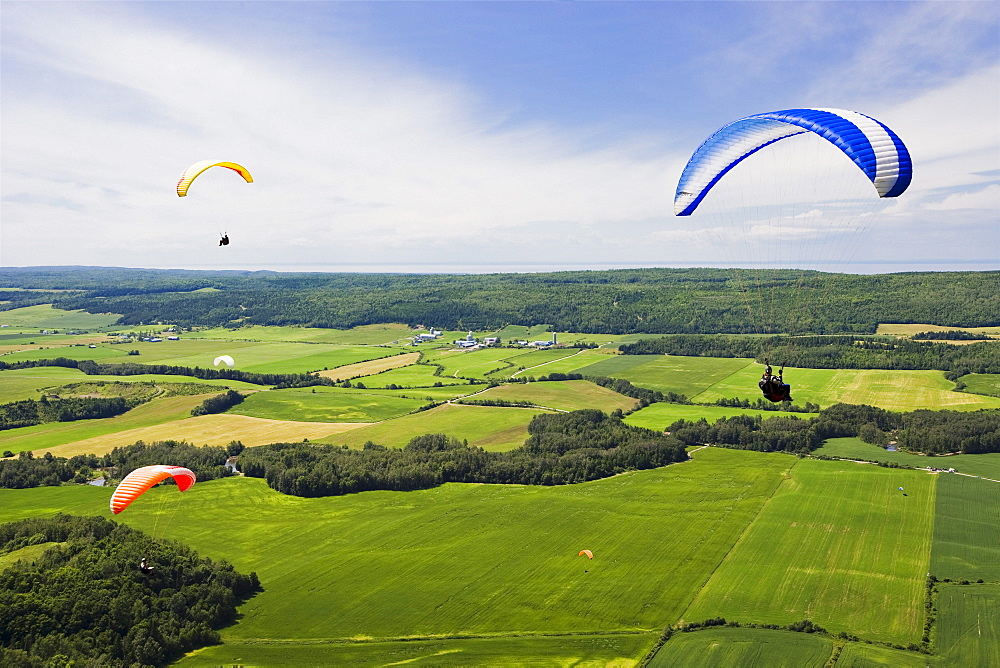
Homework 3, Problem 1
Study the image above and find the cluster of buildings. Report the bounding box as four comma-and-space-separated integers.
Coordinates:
411, 327, 559, 350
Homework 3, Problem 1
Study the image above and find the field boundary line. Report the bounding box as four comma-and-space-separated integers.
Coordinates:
688, 358, 758, 403
674, 453, 796, 625
510, 349, 585, 377
225, 628, 657, 646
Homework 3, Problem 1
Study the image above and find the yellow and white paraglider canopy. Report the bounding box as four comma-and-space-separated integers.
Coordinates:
176, 160, 253, 197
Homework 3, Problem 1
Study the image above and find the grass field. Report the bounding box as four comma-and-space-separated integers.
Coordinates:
28, 413, 366, 458
421, 347, 524, 379
959, 373, 1000, 397
314, 402, 548, 451
511, 348, 620, 376
935, 584, 1000, 667
0, 367, 261, 405
579, 355, 757, 398
0, 338, 404, 376
184, 323, 414, 345
180, 633, 658, 667
931, 474, 1000, 581
648, 627, 834, 667
468, 380, 639, 413
228, 387, 427, 422
834, 641, 940, 666
316, 351, 420, 381
0, 447, 792, 663
691, 365, 1000, 411
348, 362, 471, 388
2, 393, 225, 454
815, 438, 1000, 479
492, 348, 588, 377
624, 403, 801, 432
682, 458, 935, 645
877, 323, 1000, 338
0, 304, 121, 330
0, 542, 63, 572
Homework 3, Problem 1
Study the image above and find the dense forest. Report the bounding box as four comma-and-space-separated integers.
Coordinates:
1, 266, 997, 334
620, 335, 1000, 375
0, 515, 259, 667
239, 410, 689, 496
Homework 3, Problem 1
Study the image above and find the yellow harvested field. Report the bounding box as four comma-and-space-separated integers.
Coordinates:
32, 414, 368, 458
877, 323, 999, 338
316, 352, 420, 381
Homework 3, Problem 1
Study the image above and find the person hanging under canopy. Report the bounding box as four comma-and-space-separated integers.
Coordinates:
759, 361, 792, 403
219, 234, 230, 246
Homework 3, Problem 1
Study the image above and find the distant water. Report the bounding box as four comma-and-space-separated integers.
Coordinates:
173, 259, 998, 275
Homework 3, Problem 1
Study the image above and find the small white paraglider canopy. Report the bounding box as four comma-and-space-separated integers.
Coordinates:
213, 355, 235, 368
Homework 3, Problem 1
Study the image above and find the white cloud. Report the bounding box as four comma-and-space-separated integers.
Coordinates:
1, 3, 996, 271
924, 184, 1000, 211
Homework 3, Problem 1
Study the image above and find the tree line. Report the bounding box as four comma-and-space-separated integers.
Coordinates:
0, 440, 241, 490
913, 330, 990, 340
665, 403, 1000, 456
0, 514, 259, 667
191, 390, 245, 416
0, 396, 134, 431
619, 335, 1000, 375
3, 266, 997, 334
239, 410, 688, 497
0, 357, 334, 388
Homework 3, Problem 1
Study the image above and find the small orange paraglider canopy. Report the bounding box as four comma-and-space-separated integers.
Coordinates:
578, 549, 593, 559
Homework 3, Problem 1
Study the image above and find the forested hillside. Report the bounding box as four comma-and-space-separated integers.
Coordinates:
1, 267, 997, 334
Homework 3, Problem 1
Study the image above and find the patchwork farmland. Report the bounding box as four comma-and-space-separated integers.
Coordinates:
2, 310, 999, 665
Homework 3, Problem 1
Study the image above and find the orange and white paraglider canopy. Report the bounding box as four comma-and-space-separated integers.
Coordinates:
110, 465, 196, 515
578, 549, 593, 559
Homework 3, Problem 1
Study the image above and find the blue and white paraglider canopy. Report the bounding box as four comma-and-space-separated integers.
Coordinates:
674, 108, 912, 216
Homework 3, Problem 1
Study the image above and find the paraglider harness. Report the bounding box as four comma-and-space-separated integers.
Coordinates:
219, 234, 230, 246
759, 361, 792, 403
139, 557, 155, 574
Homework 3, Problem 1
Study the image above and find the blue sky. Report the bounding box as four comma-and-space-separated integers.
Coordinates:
2, 1, 997, 273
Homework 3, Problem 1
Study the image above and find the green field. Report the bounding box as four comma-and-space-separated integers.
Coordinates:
0, 304, 121, 330
648, 627, 834, 667
0, 447, 792, 663
931, 474, 1000, 581
0, 367, 261, 405
624, 402, 801, 432
0, 338, 402, 376
469, 379, 638, 413
421, 347, 523, 379
355, 362, 471, 388
580, 354, 756, 398
228, 387, 427, 422
0, 542, 63, 572
315, 402, 549, 451
815, 438, 1000, 479
959, 373, 1000, 397
0, 392, 228, 454
180, 633, 658, 666
491, 348, 588, 377
834, 641, 940, 666
691, 365, 1000, 411
682, 458, 935, 644
184, 323, 414, 345
935, 584, 1000, 667
512, 348, 620, 376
